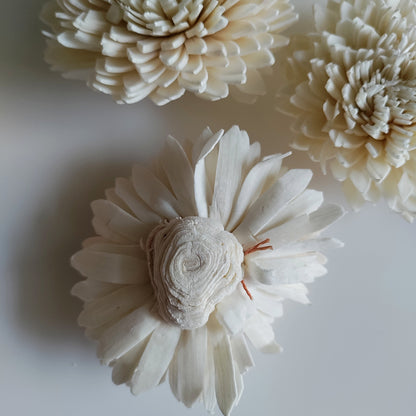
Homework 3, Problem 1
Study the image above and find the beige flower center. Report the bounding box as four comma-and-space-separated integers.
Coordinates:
146, 217, 244, 330
114, 0, 217, 37
341, 58, 416, 167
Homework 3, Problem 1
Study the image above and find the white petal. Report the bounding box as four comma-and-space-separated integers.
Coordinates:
226, 153, 286, 231
248, 254, 327, 285
91, 200, 149, 242
130, 322, 181, 394
215, 289, 255, 335
169, 326, 207, 407
233, 169, 313, 247
230, 333, 254, 374
115, 178, 162, 224
210, 322, 239, 416
194, 129, 225, 217
78, 285, 153, 328
256, 203, 344, 249
160, 135, 196, 216
71, 279, 118, 301
250, 288, 284, 317
132, 165, 180, 218
71, 249, 148, 284
98, 302, 160, 365
261, 188, 324, 232
209, 126, 250, 225
111, 335, 150, 385
244, 313, 281, 354
203, 336, 217, 413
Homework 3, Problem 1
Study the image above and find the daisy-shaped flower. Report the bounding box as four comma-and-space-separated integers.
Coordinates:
41, 0, 297, 105
277, 0, 416, 221
71, 126, 343, 415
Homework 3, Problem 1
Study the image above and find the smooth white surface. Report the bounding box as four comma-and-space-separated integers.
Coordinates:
1, 1, 415, 415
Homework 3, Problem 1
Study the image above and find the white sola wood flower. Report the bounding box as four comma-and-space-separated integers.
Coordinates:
40, 0, 297, 105
71, 126, 343, 415
278, 0, 416, 221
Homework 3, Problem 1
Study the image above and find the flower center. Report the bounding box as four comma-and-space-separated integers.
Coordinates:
114, 0, 206, 37
145, 216, 244, 330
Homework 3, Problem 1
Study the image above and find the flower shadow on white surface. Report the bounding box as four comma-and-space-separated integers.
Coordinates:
12, 160, 132, 346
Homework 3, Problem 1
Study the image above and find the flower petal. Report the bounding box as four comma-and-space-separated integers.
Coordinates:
160, 135, 196, 216
210, 322, 239, 416
98, 302, 160, 365
244, 312, 281, 354
78, 284, 153, 328
91, 199, 149, 242
71, 249, 148, 284
209, 126, 250, 225
169, 326, 207, 407
226, 153, 287, 231
130, 322, 181, 395
111, 335, 151, 385
132, 165, 180, 218
233, 169, 313, 246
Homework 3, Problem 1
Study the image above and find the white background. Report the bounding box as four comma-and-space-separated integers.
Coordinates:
1, 1, 416, 415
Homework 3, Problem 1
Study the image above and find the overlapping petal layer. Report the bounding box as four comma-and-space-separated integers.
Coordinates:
71, 126, 343, 415
41, 0, 297, 104
278, 0, 416, 221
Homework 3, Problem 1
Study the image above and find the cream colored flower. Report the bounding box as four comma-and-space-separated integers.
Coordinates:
41, 0, 297, 105
71, 126, 343, 415
278, 0, 416, 221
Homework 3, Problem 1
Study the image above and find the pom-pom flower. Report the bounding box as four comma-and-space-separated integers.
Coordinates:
71, 126, 343, 415
41, 0, 297, 105
277, 0, 416, 221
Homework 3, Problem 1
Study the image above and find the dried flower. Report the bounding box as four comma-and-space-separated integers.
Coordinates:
71, 126, 343, 415
277, 0, 416, 221
41, 0, 297, 105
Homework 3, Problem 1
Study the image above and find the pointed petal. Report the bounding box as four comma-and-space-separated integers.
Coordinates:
209, 320, 238, 416
248, 254, 327, 285
169, 326, 207, 407
256, 204, 345, 248
115, 177, 161, 224
71, 249, 149, 284
161, 135, 196, 216
209, 126, 250, 225
71, 279, 118, 301
78, 285, 153, 328
111, 334, 151, 385
131, 322, 181, 394
132, 165, 180, 218
91, 200, 150, 242
215, 290, 255, 335
244, 313, 281, 354
98, 302, 160, 365
233, 169, 313, 247
230, 333, 254, 374
226, 154, 286, 231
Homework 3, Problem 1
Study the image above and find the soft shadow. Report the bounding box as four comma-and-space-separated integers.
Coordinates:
12, 158, 131, 346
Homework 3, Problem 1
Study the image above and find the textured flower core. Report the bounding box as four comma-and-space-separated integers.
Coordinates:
146, 216, 244, 330
114, 0, 214, 37
340, 57, 416, 168
277, 0, 416, 219
41, 0, 297, 104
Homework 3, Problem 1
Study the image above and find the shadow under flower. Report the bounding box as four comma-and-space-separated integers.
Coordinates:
11, 159, 131, 347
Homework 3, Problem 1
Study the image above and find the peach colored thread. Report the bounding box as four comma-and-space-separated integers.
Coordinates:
241, 238, 273, 300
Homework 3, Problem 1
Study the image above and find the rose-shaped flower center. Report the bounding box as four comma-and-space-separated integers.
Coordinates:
146, 216, 244, 330
114, 0, 210, 37
339, 58, 416, 167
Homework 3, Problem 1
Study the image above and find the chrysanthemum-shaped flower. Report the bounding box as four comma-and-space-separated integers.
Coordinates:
41, 0, 297, 105
71, 126, 343, 415
277, 0, 416, 221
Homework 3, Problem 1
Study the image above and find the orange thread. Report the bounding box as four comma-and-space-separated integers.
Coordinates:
244, 238, 273, 256
241, 280, 253, 300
